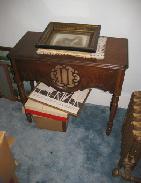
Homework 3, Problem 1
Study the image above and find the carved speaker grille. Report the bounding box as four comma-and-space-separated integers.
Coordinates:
51, 65, 80, 89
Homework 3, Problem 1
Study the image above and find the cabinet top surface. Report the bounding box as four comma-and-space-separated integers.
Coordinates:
10, 31, 128, 68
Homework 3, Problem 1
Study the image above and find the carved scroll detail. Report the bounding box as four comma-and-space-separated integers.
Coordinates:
51, 65, 80, 89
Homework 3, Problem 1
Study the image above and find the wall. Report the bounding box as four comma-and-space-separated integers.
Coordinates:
0, 0, 141, 108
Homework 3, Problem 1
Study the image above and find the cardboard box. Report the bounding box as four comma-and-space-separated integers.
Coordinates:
24, 98, 69, 132
33, 115, 68, 132
24, 98, 68, 122
0, 131, 18, 183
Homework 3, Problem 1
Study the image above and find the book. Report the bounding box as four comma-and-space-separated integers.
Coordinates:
28, 82, 91, 116
24, 98, 68, 122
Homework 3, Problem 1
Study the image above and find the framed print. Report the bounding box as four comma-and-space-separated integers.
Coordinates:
36, 22, 101, 53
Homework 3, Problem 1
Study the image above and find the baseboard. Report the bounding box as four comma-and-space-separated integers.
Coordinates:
86, 89, 131, 109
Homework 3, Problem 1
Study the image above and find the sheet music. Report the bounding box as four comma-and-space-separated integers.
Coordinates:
29, 82, 91, 115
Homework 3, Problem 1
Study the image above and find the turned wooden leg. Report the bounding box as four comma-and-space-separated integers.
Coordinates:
30, 81, 34, 91
16, 81, 33, 123
26, 113, 32, 123
10, 59, 31, 122
11, 60, 27, 104
106, 95, 119, 135
16, 81, 34, 123
16, 81, 27, 104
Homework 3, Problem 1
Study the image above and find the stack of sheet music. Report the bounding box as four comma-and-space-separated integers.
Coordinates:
24, 82, 91, 132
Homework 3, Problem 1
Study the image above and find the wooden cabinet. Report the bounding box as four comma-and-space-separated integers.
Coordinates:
9, 32, 128, 135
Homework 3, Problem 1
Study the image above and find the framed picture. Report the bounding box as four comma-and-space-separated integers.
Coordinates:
36, 22, 101, 53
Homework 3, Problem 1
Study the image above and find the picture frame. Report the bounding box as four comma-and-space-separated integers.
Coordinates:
36, 22, 101, 53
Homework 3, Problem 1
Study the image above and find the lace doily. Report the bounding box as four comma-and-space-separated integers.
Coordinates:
36, 36, 107, 60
